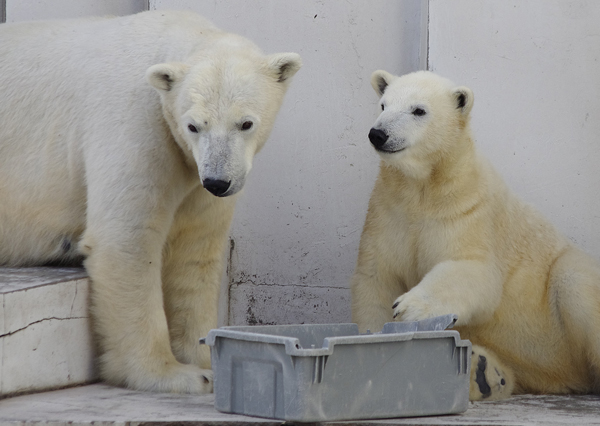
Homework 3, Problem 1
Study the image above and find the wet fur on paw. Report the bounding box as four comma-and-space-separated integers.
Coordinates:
469, 345, 514, 401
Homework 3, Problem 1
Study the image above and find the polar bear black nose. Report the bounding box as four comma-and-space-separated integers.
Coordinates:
203, 178, 231, 197
369, 128, 389, 149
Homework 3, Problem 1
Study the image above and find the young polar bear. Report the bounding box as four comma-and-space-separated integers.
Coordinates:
0, 11, 301, 393
351, 70, 600, 400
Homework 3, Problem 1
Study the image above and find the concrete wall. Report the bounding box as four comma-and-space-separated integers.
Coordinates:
428, 0, 600, 259
149, 0, 426, 326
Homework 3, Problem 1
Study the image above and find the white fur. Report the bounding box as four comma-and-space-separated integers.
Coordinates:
352, 70, 600, 400
0, 10, 300, 393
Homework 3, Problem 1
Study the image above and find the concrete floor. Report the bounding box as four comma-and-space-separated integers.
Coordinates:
1, 384, 600, 426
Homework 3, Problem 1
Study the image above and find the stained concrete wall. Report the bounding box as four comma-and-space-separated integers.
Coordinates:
428, 0, 600, 259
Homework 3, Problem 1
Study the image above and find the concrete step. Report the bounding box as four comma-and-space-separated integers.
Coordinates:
0, 383, 599, 425
0, 267, 96, 397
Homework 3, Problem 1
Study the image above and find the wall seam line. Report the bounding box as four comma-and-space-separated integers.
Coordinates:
427, 0, 430, 70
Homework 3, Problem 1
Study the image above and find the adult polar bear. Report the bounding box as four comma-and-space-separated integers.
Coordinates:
0, 11, 301, 393
352, 70, 600, 400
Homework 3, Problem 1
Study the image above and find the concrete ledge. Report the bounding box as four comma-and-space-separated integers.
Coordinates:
0, 267, 96, 396
0, 383, 599, 425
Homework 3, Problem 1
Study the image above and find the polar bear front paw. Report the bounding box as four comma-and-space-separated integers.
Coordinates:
469, 346, 514, 401
118, 363, 214, 394
392, 289, 439, 322
152, 364, 214, 394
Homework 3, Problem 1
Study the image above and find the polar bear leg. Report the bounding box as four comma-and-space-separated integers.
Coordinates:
162, 187, 236, 368
83, 154, 212, 393
469, 345, 514, 401
550, 247, 600, 391
85, 230, 212, 393
351, 243, 405, 333
392, 260, 503, 327
351, 272, 403, 334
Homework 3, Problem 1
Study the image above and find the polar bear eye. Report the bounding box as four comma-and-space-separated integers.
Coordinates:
412, 108, 426, 116
381, 104, 385, 111
188, 124, 199, 133
241, 121, 253, 131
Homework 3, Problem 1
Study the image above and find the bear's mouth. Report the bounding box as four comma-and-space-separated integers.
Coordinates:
375, 146, 406, 154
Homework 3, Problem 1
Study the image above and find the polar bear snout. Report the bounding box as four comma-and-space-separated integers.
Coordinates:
369, 128, 389, 150
202, 178, 232, 197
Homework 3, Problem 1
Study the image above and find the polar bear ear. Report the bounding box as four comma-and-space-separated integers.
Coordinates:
146, 63, 190, 91
453, 86, 474, 115
266, 53, 302, 83
371, 70, 396, 97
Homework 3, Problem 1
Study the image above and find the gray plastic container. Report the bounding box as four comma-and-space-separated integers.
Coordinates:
201, 314, 471, 422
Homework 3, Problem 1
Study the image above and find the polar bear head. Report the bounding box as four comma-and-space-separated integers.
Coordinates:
147, 47, 301, 197
369, 70, 474, 179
